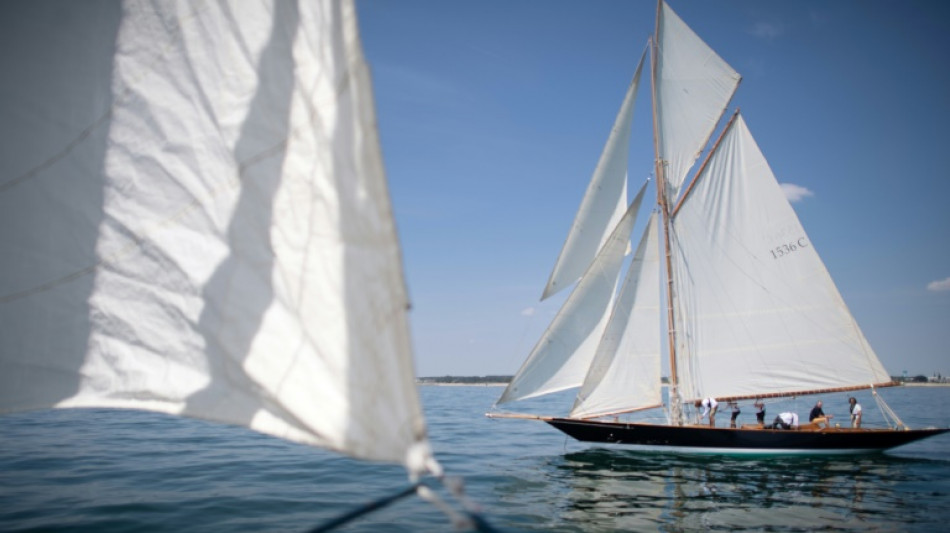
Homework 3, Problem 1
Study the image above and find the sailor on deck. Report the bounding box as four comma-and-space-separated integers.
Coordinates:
695, 397, 718, 427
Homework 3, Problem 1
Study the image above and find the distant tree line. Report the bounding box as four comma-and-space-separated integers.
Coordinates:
417, 375, 512, 384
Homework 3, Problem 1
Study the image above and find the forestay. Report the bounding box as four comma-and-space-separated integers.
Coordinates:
654, 1, 741, 202
540, 49, 647, 301
570, 214, 661, 419
0, 0, 434, 475
498, 184, 648, 404
669, 115, 891, 402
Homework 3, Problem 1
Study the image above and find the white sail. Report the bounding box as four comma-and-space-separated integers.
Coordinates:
541, 48, 648, 300
655, 1, 740, 202
570, 213, 661, 419
498, 183, 648, 404
670, 115, 891, 401
0, 0, 434, 474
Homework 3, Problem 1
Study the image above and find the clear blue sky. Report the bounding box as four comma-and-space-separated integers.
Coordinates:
355, 0, 950, 378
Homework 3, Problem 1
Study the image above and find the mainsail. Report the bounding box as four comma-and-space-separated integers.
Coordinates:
670, 114, 892, 402
540, 48, 647, 301
0, 0, 433, 474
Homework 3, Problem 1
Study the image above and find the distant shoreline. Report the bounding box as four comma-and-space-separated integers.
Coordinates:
417, 382, 507, 387
414, 380, 950, 388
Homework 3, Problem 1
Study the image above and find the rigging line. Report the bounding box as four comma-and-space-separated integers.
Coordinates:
308, 482, 423, 532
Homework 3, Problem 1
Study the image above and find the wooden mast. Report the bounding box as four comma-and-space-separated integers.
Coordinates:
651, 0, 683, 425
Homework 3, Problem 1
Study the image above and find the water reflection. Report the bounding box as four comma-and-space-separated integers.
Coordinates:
526, 449, 948, 532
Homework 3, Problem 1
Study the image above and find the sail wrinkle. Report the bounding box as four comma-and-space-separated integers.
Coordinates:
0, 0, 432, 474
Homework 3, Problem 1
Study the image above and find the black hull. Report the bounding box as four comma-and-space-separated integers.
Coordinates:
545, 418, 949, 454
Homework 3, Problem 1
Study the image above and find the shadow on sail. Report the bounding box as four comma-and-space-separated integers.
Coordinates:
0, 1, 121, 410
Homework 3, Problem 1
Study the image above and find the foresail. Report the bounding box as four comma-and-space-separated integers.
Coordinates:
498, 183, 648, 404
654, 1, 740, 202
570, 213, 661, 419
670, 115, 891, 402
0, 0, 433, 474
541, 48, 647, 300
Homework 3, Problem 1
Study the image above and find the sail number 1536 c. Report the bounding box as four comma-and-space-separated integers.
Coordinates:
770, 238, 808, 260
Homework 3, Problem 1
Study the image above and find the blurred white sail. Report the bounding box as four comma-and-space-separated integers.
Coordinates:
0, 0, 433, 474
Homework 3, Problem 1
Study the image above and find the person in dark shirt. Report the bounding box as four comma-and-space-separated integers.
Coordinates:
728, 401, 741, 428
808, 400, 832, 428
754, 399, 766, 426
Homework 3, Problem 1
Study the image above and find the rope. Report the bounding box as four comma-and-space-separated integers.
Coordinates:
307, 477, 500, 532
308, 482, 422, 532
871, 386, 907, 430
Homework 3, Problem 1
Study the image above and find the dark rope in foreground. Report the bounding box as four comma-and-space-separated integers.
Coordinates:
307, 479, 501, 532
308, 482, 422, 532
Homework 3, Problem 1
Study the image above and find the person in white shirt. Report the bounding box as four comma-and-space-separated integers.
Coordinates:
772, 411, 799, 430
849, 397, 863, 428
694, 397, 718, 427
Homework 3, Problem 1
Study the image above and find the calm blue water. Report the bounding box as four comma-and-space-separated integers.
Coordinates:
1, 385, 949, 532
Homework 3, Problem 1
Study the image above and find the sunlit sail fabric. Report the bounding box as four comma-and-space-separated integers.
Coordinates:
541, 49, 647, 300
670, 115, 890, 401
0, 0, 433, 473
655, 1, 740, 202
570, 214, 660, 419
498, 184, 648, 404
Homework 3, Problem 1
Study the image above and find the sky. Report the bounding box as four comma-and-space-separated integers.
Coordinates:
354, 0, 950, 379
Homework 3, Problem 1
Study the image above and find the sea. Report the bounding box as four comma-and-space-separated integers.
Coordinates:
1, 385, 949, 532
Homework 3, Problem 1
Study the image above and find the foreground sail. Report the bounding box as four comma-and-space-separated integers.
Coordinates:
489, 0, 948, 455
0, 0, 433, 474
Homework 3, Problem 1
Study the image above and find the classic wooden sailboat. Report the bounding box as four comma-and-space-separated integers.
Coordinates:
488, 0, 948, 454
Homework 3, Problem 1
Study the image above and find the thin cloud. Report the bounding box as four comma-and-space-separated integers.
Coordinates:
927, 277, 950, 292
521, 307, 536, 317
781, 183, 814, 203
750, 21, 784, 40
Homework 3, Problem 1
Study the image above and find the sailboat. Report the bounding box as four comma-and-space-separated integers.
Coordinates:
0, 1, 493, 528
489, 0, 948, 454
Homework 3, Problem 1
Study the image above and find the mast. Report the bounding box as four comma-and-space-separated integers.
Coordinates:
651, 0, 683, 425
